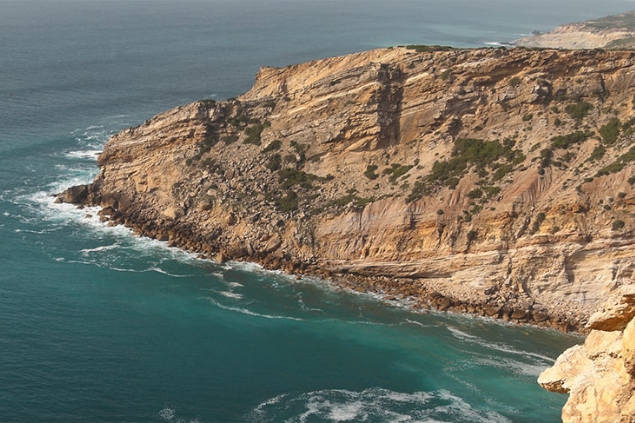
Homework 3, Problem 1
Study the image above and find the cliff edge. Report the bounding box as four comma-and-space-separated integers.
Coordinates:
61, 46, 635, 333
539, 286, 635, 422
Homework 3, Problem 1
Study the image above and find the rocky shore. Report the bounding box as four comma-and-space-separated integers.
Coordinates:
60, 46, 635, 334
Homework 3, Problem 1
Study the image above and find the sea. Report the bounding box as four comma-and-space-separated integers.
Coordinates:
1, 1, 632, 422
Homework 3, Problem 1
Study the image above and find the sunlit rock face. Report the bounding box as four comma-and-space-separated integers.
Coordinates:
62, 46, 635, 331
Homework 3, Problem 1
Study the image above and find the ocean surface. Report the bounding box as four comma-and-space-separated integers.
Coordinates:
1, 1, 632, 421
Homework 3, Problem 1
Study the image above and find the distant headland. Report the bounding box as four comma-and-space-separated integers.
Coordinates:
515, 11, 635, 49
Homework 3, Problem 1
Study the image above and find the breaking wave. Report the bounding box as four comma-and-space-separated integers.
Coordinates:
248, 387, 511, 423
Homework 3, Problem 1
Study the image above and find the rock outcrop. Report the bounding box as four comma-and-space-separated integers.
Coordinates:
539, 286, 635, 422
60, 46, 635, 332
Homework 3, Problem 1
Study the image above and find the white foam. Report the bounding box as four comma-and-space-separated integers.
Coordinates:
224, 261, 264, 273
65, 150, 102, 160
403, 319, 435, 328
157, 407, 200, 423
328, 401, 364, 421
447, 326, 479, 341
159, 407, 175, 421
80, 244, 120, 255
475, 356, 549, 377
483, 41, 510, 47
249, 387, 511, 423
218, 290, 244, 300
447, 326, 555, 363
149, 266, 192, 278
206, 297, 304, 321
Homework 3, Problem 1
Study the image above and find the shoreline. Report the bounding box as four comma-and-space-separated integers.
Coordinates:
86, 202, 588, 333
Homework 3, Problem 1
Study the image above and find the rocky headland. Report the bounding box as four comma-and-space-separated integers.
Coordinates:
60, 46, 635, 336
515, 11, 635, 50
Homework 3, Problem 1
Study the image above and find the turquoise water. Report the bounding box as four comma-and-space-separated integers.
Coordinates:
1, 1, 629, 421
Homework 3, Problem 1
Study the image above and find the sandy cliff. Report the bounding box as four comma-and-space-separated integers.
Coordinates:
61, 46, 635, 333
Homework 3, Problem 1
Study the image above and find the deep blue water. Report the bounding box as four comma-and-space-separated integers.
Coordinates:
1, 1, 631, 421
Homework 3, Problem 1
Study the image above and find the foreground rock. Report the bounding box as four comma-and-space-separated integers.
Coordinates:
60, 46, 635, 331
539, 286, 635, 422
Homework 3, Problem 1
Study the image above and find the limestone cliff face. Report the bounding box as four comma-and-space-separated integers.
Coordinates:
63, 46, 635, 331
539, 286, 635, 422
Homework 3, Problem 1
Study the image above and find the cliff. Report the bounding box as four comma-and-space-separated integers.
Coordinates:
61, 46, 635, 333
515, 11, 635, 50
539, 286, 635, 422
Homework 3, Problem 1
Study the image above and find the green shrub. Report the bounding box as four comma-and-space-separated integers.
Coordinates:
275, 190, 298, 212
364, 164, 379, 180
262, 139, 282, 153
200, 99, 216, 108
199, 133, 219, 153
597, 145, 635, 176
509, 76, 522, 87
589, 145, 606, 162
467, 188, 483, 199
327, 194, 375, 210
540, 148, 553, 167
223, 134, 239, 145
229, 115, 248, 127
483, 186, 501, 198
266, 154, 282, 171
244, 122, 269, 146
278, 168, 319, 190
406, 180, 431, 203
405, 45, 454, 53
290, 141, 308, 163
599, 118, 621, 145
383, 163, 412, 182
437, 209, 445, 215
446, 177, 460, 189
554, 117, 562, 127
612, 219, 625, 231
565, 101, 593, 121
562, 152, 575, 162
492, 164, 513, 181
551, 131, 589, 149
629, 176, 635, 185
529, 212, 546, 234
522, 113, 533, 122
